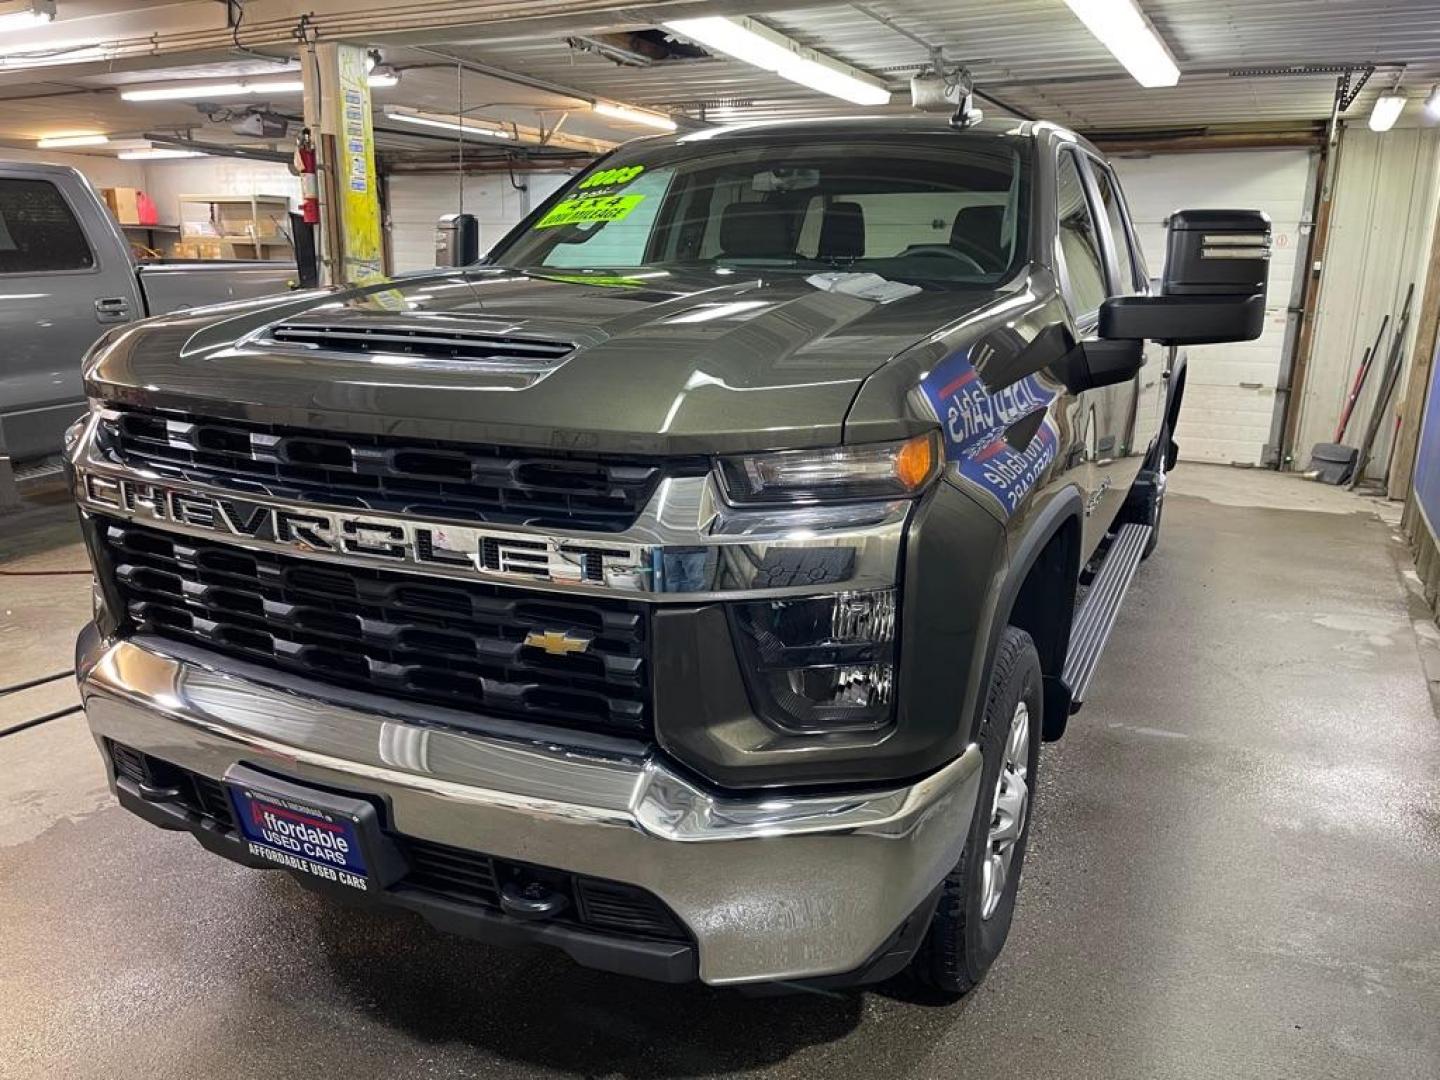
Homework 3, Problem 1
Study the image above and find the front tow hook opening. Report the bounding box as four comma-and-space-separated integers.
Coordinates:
137, 780, 183, 802
499, 880, 570, 922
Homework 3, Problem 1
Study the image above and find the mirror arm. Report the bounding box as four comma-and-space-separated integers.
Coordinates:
1099, 294, 1265, 347
1055, 337, 1144, 394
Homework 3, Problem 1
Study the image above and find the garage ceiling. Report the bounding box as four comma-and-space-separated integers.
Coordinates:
1, 0, 1438, 158
448, 1, 1440, 130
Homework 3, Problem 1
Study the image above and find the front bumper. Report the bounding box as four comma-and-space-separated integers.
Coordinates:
78, 626, 983, 986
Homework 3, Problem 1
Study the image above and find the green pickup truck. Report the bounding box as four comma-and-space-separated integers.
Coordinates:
68, 116, 1269, 994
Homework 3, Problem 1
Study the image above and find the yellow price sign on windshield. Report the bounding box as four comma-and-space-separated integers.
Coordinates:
535, 194, 645, 229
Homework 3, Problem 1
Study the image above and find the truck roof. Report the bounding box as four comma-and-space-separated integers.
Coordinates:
627, 113, 1095, 157
0, 159, 87, 179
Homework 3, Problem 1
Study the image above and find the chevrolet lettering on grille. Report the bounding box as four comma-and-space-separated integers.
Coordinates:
76, 471, 653, 590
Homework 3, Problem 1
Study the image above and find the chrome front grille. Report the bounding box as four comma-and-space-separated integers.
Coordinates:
98, 520, 652, 738
97, 407, 695, 533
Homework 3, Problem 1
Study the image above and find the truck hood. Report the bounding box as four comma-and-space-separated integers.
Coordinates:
87, 266, 1004, 455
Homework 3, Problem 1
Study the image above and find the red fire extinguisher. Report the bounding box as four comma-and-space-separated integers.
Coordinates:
296, 128, 319, 225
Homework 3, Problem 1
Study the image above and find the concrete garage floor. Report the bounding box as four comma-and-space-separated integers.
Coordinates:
2, 466, 1438, 1080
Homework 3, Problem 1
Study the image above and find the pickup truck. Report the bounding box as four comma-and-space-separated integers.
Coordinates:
68, 117, 1269, 994
1, 161, 297, 464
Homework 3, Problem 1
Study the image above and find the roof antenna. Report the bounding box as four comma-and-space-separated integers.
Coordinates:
947, 67, 983, 130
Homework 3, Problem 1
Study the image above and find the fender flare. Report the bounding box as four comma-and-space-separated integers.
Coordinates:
968, 485, 1085, 742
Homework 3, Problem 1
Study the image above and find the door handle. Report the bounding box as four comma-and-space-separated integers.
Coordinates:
94, 297, 131, 323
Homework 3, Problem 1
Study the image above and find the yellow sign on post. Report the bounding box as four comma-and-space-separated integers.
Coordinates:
327, 44, 382, 285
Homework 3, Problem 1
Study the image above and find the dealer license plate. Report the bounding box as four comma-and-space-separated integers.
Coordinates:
229, 781, 372, 892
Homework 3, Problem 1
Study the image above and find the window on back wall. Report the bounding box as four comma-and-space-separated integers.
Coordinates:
0, 179, 94, 274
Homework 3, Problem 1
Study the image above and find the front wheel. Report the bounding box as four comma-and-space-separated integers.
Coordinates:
909, 626, 1042, 998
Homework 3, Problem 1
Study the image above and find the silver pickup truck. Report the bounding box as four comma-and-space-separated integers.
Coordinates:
1, 161, 299, 464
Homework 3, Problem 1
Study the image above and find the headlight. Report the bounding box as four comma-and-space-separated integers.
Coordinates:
730, 589, 897, 733
63, 400, 101, 455
716, 432, 941, 506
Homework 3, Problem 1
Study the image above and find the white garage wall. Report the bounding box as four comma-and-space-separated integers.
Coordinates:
1112, 149, 1316, 466
139, 158, 299, 227
386, 170, 575, 273
1291, 126, 1440, 478
0, 147, 146, 192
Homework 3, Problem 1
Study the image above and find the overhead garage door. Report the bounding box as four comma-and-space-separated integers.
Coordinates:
1112, 149, 1316, 466
386, 171, 574, 274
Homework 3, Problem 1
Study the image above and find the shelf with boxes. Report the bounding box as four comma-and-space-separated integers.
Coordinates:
176, 194, 294, 261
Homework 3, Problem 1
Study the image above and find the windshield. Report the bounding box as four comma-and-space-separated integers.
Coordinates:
491, 135, 1030, 288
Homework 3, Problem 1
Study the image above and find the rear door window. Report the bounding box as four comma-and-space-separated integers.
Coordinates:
0, 179, 94, 274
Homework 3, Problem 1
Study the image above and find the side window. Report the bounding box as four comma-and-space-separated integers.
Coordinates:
0, 179, 94, 274
1054, 151, 1106, 317
1093, 165, 1144, 295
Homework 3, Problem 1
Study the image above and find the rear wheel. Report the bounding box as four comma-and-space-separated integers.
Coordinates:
910, 626, 1042, 998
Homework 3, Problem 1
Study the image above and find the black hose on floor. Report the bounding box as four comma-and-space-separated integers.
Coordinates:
0, 568, 93, 575
0, 669, 75, 697
0, 704, 83, 738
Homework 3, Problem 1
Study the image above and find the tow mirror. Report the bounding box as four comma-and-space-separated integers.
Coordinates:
1100, 209, 1271, 346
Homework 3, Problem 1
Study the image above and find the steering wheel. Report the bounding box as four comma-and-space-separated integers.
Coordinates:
898, 245, 989, 275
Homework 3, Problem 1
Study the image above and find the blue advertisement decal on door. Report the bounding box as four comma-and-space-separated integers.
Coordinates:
921, 341, 1059, 516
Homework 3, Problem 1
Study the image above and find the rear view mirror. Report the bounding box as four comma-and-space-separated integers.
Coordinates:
1101, 208, 1271, 346
753, 168, 820, 193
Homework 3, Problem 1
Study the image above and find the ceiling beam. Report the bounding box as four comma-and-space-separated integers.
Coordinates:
0, 0, 809, 86
1089, 125, 1327, 152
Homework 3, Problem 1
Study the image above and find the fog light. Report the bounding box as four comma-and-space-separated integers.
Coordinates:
730, 589, 897, 733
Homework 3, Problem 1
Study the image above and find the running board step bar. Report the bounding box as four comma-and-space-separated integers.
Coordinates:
1062, 523, 1151, 709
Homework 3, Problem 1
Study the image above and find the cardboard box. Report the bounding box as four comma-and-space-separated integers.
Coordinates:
101, 187, 143, 225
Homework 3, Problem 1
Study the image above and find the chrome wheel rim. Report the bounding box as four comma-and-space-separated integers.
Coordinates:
980, 700, 1031, 921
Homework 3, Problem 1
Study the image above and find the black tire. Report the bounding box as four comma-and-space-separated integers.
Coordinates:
910, 626, 1043, 998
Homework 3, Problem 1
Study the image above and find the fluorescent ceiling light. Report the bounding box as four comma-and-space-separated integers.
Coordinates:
593, 102, 677, 131
384, 107, 514, 140
37, 133, 109, 148
118, 148, 207, 160
0, 42, 109, 65
665, 16, 890, 106
0, 0, 54, 34
1369, 93, 1407, 132
1062, 0, 1180, 88
122, 73, 396, 102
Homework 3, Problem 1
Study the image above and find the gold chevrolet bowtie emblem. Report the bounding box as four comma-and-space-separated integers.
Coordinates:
523, 629, 593, 656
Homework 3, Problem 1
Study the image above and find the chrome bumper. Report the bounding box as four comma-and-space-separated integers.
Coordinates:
78, 628, 983, 985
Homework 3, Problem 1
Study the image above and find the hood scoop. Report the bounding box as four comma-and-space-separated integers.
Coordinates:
263, 316, 575, 369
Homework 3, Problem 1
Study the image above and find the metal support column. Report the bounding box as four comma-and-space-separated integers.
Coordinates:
308, 41, 384, 286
